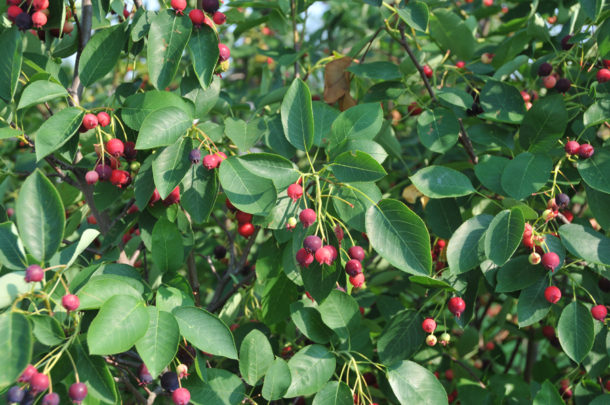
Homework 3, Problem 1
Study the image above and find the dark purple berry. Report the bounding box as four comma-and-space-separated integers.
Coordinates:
189, 149, 201, 164
213, 245, 227, 259
160, 371, 180, 392
201, 0, 219, 13
561, 35, 573, 50
348, 246, 365, 261
68, 383, 87, 403
15, 12, 33, 30
7, 386, 25, 403
556, 193, 570, 209
538, 62, 552, 76
303, 235, 322, 253
555, 78, 571, 93
41, 392, 60, 405
345, 259, 362, 276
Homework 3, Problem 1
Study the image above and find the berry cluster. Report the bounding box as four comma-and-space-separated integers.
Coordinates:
224, 198, 256, 238
7, 364, 87, 404
157, 365, 191, 405
7, 0, 49, 30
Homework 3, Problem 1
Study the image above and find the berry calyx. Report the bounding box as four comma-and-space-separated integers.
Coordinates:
422, 317, 436, 333
30, 372, 50, 393
314, 246, 333, 265
448, 297, 466, 318
85, 170, 99, 185
528, 252, 541, 265
82, 113, 98, 130
544, 286, 561, 304
25, 264, 44, 282
213, 11, 226, 25
238, 223, 255, 238
32, 11, 47, 28
296, 248, 314, 267
218, 43, 231, 62
42, 392, 60, 405
189, 9, 205, 26
62, 294, 80, 311
299, 208, 316, 227
287, 183, 303, 202
591, 305, 607, 321
538, 62, 552, 76
7, 386, 25, 403
598, 69, 610, 83
564, 140, 580, 155
423, 65, 433, 78
106, 138, 124, 157
69, 382, 87, 403
578, 144, 594, 159
203, 153, 220, 170
425, 334, 437, 346
345, 259, 362, 276
303, 235, 322, 253
19, 365, 38, 383
348, 246, 365, 262
541, 252, 560, 272
172, 388, 191, 405
171, 0, 186, 14
349, 272, 365, 288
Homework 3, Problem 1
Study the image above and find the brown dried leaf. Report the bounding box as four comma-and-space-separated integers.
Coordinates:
324, 57, 352, 104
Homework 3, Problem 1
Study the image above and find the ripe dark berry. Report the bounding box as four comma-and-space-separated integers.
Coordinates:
303, 235, 322, 253
163, 186, 181, 206
591, 305, 607, 321
448, 297, 466, 318
15, 13, 33, 30
95, 164, 112, 181
25, 264, 44, 282
299, 208, 316, 228
7, 386, 25, 403
578, 144, 595, 159
599, 277, 610, 292
598, 69, 610, 83
423, 65, 433, 78
556, 193, 570, 209
123, 141, 137, 160
544, 286, 561, 304
41, 392, 60, 405
348, 246, 365, 262
541, 252, 560, 272
564, 140, 580, 155
172, 388, 191, 405
32, 11, 47, 28
82, 113, 98, 130
213, 245, 227, 259
422, 317, 436, 333
19, 365, 38, 383
538, 62, 552, 76
561, 35, 573, 50
161, 371, 180, 392
106, 138, 124, 157
555, 78, 571, 93
189, 9, 205, 26
238, 222, 255, 238
68, 382, 87, 403
218, 43, 231, 62
345, 259, 362, 276
349, 272, 365, 288
202, 0, 219, 13
139, 364, 153, 386
213, 11, 226, 25
235, 211, 253, 224
30, 372, 50, 393
171, 0, 186, 14
189, 149, 201, 164
62, 294, 80, 311
314, 246, 333, 265
203, 153, 220, 170
287, 183, 303, 202
296, 248, 314, 267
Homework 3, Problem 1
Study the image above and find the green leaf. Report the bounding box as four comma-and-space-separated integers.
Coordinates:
517, 277, 552, 328
328, 103, 383, 149
181, 164, 218, 224
312, 101, 339, 146
347, 62, 402, 80
290, 300, 334, 344
365, 199, 432, 276
31, 315, 65, 346
387, 360, 448, 405
484, 209, 525, 266
35, 107, 84, 161
87, 295, 149, 355
79, 23, 128, 87
335, 139, 388, 164
136, 106, 193, 149
578, 147, 610, 194
121, 90, 194, 131
474, 155, 510, 195
447, 214, 493, 274
73, 339, 119, 404
156, 285, 195, 313
585, 184, 610, 230
134, 155, 156, 210
377, 310, 425, 366
135, 307, 180, 378
317, 290, 360, 340
63, 229, 100, 268
519, 94, 568, 151
495, 256, 547, 293
479, 80, 526, 124
151, 217, 184, 272
225, 117, 266, 151
312, 381, 353, 405
237, 153, 299, 190
301, 262, 340, 303
218, 156, 277, 215
147, 10, 192, 89
501, 152, 552, 200
239, 329, 274, 385
533, 380, 565, 405
557, 301, 595, 363
579, 0, 604, 22
598, 18, 610, 58
173, 306, 238, 359
16, 170, 65, 262
429, 9, 475, 60
558, 224, 610, 266
0, 27, 22, 103
77, 275, 143, 310
397, 1, 429, 32
416, 108, 459, 153
262, 272, 299, 324
0, 272, 39, 309
410, 166, 475, 198
188, 25, 219, 89
333, 182, 381, 232
425, 198, 462, 240
152, 136, 192, 199
17, 80, 68, 110
330, 151, 387, 183
0, 312, 31, 389
185, 368, 245, 405
284, 345, 336, 397
262, 358, 291, 401
281, 78, 314, 151
0, 222, 26, 270
131, 9, 154, 41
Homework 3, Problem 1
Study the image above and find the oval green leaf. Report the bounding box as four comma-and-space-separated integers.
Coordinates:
558, 223, 610, 266
501, 152, 552, 200
281, 78, 314, 151
152, 136, 192, 199
35, 107, 84, 161
284, 345, 336, 397
387, 360, 448, 405
484, 209, 525, 266
135, 307, 180, 378
578, 147, 610, 194
188, 24, 219, 89
136, 106, 193, 150
416, 108, 459, 153
331, 151, 387, 183
239, 329, 274, 385
557, 301, 595, 363
79, 23, 128, 87
410, 166, 475, 198
17, 80, 68, 110
0, 312, 32, 389
447, 214, 493, 274
312, 381, 353, 405
262, 358, 292, 401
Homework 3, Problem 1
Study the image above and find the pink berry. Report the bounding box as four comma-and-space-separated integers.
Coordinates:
149, 189, 161, 206
69, 382, 87, 403
287, 183, 303, 202
30, 372, 50, 393
345, 259, 362, 276
82, 113, 98, 130
349, 273, 365, 288
597, 69, 610, 83
423, 65, 433, 78
541, 252, 560, 272
543, 75, 557, 89
235, 211, 253, 224
62, 294, 80, 311
85, 170, 99, 185
448, 297, 466, 318
215, 151, 227, 161
591, 305, 607, 321
544, 286, 561, 304
324, 245, 338, 261
578, 144, 595, 159
25, 264, 44, 282
218, 43, 231, 62
171, 0, 186, 14
213, 11, 226, 25
172, 387, 190, 405
299, 208, 316, 227
348, 246, 365, 261
422, 317, 436, 333
565, 140, 580, 155
314, 246, 333, 265
203, 154, 220, 170
18, 365, 38, 383
189, 9, 205, 26
334, 225, 344, 242
97, 112, 111, 127
106, 138, 124, 157
42, 392, 60, 405
110, 169, 130, 188
296, 248, 314, 267
456, 61, 465, 69
7, 5, 23, 20
33, 0, 49, 10
32, 11, 47, 28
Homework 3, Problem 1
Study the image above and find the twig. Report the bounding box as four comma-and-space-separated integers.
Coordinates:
457, 118, 478, 164
187, 252, 201, 306
207, 271, 256, 313
108, 198, 136, 231
291, 0, 300, 78
503, 338, 522, 373
203, 254, 221, 280
69, 0, 93, 105
359, 27, 383, 64
524, 330, 537, 382
147, 387, 163, 405
396, 25, 437, 103
444, 353, 486, 388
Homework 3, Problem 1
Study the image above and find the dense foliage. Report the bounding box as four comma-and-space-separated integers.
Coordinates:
1, 0, 610, 404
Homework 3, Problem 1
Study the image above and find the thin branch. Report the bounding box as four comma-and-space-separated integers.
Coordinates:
457, 118, 479, 164
147, 387, 163, 405
444, 353, 486, 388
187, 252, 201, 306
207, 271, 256, 313
108, 198, 136, 231
503, 338, 522, 373
524, 330, 537, 382
359, 27, 383, 64
396, 25, 437, 103
69, 0, 93, 105
291, 0, 300, 78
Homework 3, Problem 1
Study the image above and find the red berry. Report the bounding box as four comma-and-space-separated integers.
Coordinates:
591, 305, 607, 321
349, 272, 365, 288
299, 208, 316, 227
213, 11, 226, 25
85, 170, 99, 185
448, 297, 466, 318
287, 183, 303, 202
325, 245, 338, 261
25, 264, 44, 282
564, 140, 580, 155
345, 259, 362, 276
42, 392, 60, 405
238, 222, 255, 238
456, 61, 465, 69
106, 138, 124, 157
32, 11, 47, 28
348, 246, 365, 261
97, 111, 111, 127
423, 65, 433, 78
296, 248, 314, 267
171, 0, 186, 14
334, 225, 344, 242
30, 372, 50, 393
421, 317, 436, 333
215, 151, 227, 161
189, 9, 205, 26
123, 7, 131, 19
87, 215, 97, 225
218, 43, 231, 62
578, 144, 595, 159
520, 91, 531, 102
19, 365, 38, 383
541, 325, 556, 340
203, 153, 220, 169
543, 75, 557, 89
544, 286, 561, 304
33, 0, 49, 10
597, 69, 610, 83
163, 186, 181, 206
407, 102, 422, 116
82, 113, 98, 130
7, 5, 23, 20
149, 189, 161, 206
172, 387, 190, 405
110, 170, 130, 188
69, 382, 87, 403
445, 369, 454, 380
235, 211, 253, 224
225, 198, 237, 212
62, 294, 80, 311
303, 235, 322, 253
541, 252, 560, 272
315, 246, 333, 265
